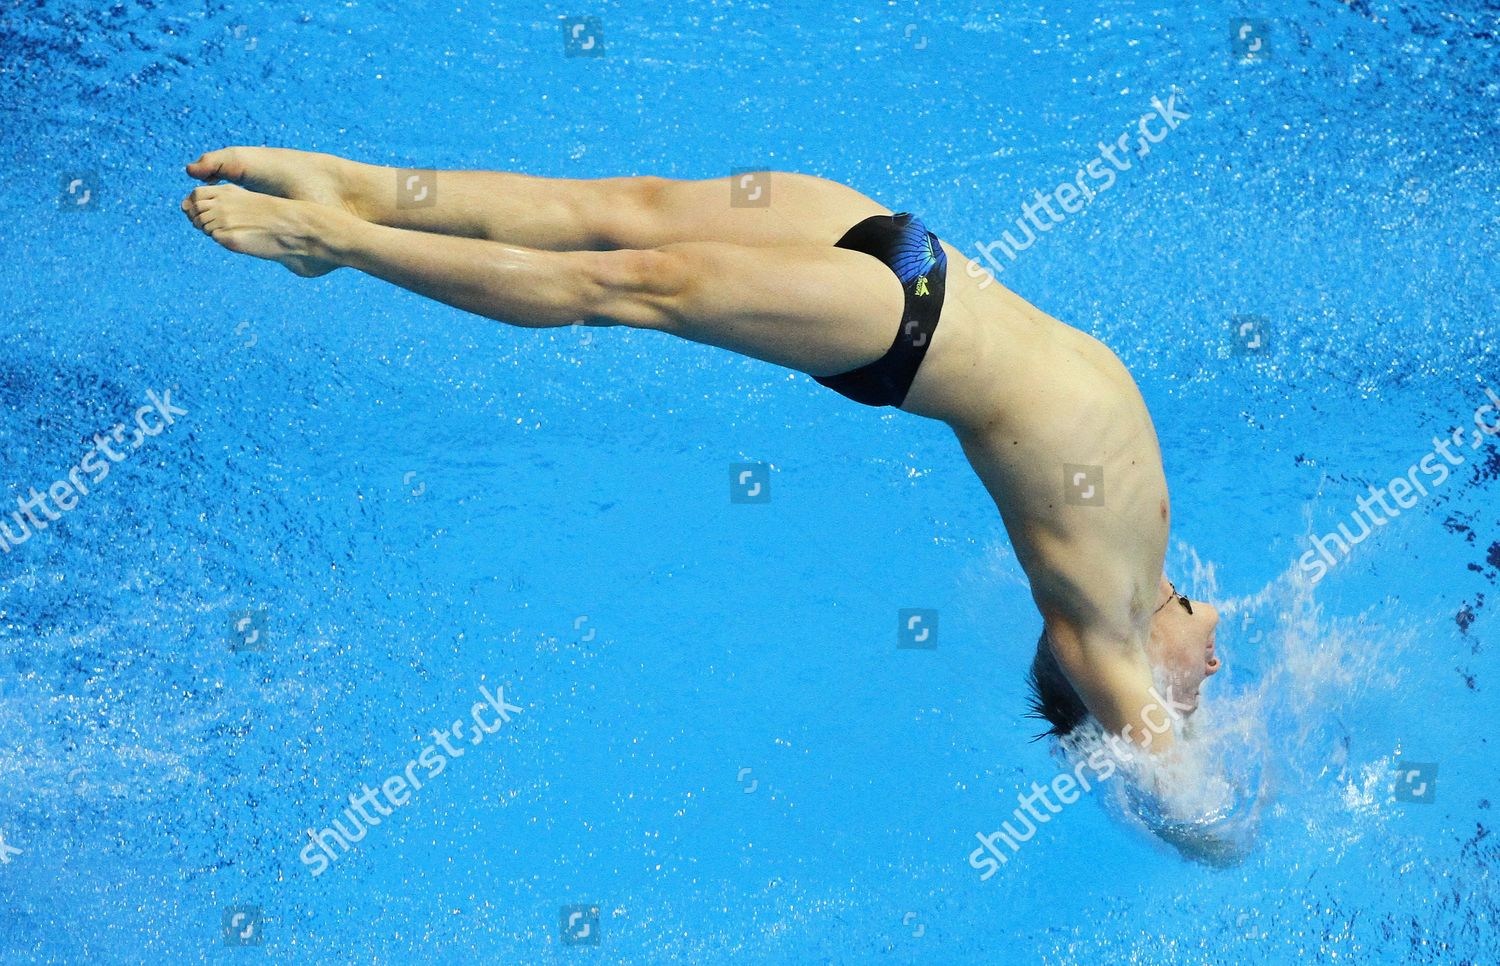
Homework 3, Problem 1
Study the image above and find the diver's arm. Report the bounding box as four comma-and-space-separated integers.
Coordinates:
1017, 503, 1177, 752
1039, 610, 1177, 753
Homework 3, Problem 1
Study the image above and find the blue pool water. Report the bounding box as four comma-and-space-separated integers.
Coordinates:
2, 0, 1498, 962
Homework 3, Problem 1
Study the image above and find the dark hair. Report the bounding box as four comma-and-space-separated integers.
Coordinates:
1024, 628, 1091, 740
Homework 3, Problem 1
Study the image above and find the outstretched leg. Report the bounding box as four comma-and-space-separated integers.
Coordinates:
186, 148, 889, 252
181, 184, 905, 379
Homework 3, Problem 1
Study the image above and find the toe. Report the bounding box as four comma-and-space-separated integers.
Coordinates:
186, 150, 221, 181
182, 191, 216, 230
189, 184, 233, 215
187, 147, 247, 184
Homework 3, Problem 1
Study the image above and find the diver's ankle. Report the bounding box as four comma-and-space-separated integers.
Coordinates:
335, 158, 392, 223
303, 203, 366, 266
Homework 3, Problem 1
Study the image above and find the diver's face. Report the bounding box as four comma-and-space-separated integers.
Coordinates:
1145, 578, 1222, 716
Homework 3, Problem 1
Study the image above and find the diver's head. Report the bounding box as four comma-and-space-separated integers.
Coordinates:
1142, 576, 1221, 716
1025, 577, 1221, 739
1025, 628, 1089, 739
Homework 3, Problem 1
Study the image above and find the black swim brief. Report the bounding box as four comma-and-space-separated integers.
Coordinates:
813, 212, 948, 408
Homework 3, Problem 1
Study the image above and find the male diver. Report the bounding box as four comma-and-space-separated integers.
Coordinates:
181, 148, 1224, 836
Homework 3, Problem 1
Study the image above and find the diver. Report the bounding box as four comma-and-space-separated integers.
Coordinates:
181, 147, 1225, 851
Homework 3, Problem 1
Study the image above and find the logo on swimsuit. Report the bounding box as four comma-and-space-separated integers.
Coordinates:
1063, 464, 1105, 506
913, 276, 930, 297
396, 169, 437, 209
729, 462, 771, 503
897, 608, 939, 649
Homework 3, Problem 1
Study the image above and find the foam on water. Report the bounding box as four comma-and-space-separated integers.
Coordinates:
1044, 540, 1422, 872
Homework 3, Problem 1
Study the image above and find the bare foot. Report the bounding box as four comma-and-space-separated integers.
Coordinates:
181, 184, 342, 277
186, 146, 367, 220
